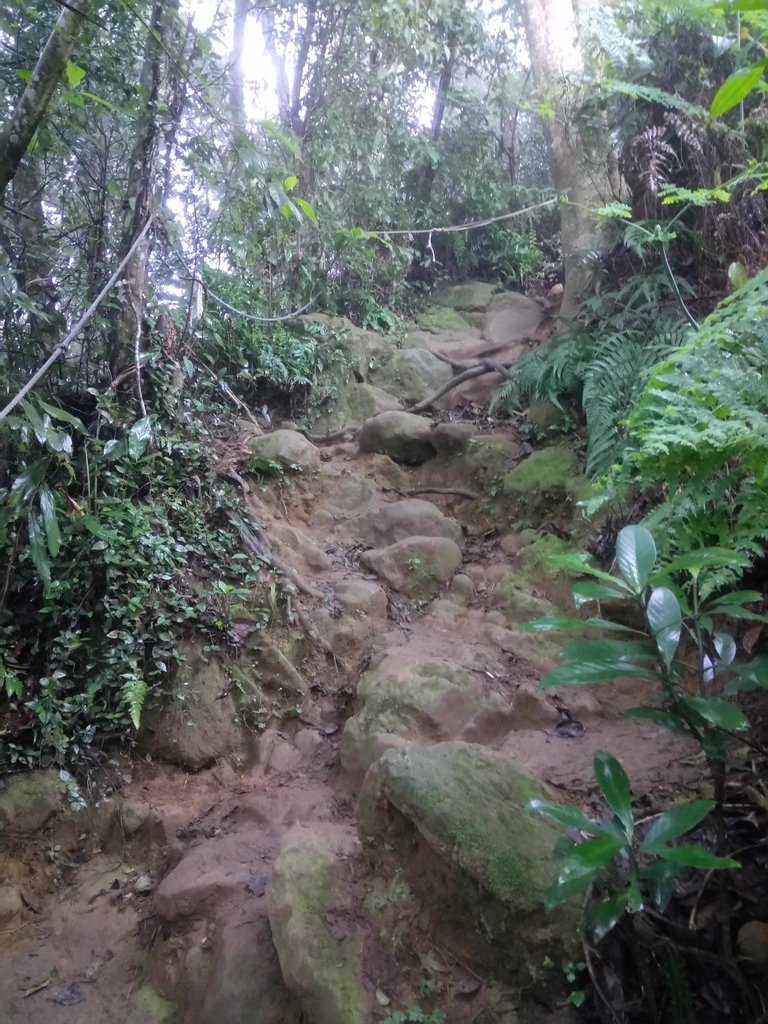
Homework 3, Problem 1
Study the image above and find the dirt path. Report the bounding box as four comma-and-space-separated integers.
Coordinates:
0, 288, 701, 1024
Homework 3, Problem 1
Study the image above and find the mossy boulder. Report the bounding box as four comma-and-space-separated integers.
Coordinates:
350, 498, 462, 548
360, 537, 462, 597
308, 382, 402, 435
0, 771, 67, 835
358, 411, 436, 465
341, 653, 478, 780
371, 348, 452, 406
434, 282, 495, 312
248, 430, 320, 471
415, 305, 472, 333
357, 742, 579, 978
496, 533, 575, 625
267, 846, 370, 1024
299, 313, 390, 379
502, 447, 589, 532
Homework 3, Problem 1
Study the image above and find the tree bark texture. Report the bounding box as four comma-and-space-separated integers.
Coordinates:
0, 0, 93, 199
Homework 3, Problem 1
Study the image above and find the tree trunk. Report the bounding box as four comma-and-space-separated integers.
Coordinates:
0, 0, 92, 199
13, 162, 61, 352
522, 0, 615, 318
108, 1, 178, 376
229, 0, 248, 120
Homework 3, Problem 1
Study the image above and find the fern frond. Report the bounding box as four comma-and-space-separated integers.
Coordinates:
123, 673, 147, 730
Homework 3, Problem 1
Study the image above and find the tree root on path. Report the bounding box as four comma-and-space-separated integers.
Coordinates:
407, 486, 479, 499
304, 358, 518, 444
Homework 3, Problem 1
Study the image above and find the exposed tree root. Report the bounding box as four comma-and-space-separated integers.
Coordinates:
408, 486, 479, 499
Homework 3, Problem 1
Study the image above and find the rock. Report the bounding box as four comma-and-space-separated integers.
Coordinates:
139, 645, 253, 770
358, 411, 436, 465
155, 843, 253, 922
738, 920, 768, 964
483, 292, 545, 347
317, 474, 377, 518
309, 383, 403, 436
434, 282, 495, 312
430, 422, 476, 457
269, 523, 332, 573
248, 430, 320, 471
104, 800, 169, 852
416, 306, 472, 333
341, 652, 479, 781
502, 448, 587, 532
236, 417, 264, 436
495, 533, 574, 624
365, 454, 411, 491
319, 580, 388, 661
298, 314, 390, 380
372, 348, 452, 406
449, 573, 474, 603
350, 499, 462, 548
0, 886, 23, 925
357, 742, 579, 977
528, 399, 568, 434
267, 846, 370, 1024
360, 537, 462, 597
0, 770, 67, 834
253, 642, 309, 697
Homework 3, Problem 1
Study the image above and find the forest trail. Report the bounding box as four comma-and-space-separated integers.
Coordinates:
0, 288, 701, 1024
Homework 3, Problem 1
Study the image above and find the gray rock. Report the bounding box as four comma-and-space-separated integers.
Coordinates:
360, 537, 462, 597
372, 348, 452, 406
0, 771, 67, 834
350, 499, 462, 548
248, 430, 319, 471
358, 411, 436, 465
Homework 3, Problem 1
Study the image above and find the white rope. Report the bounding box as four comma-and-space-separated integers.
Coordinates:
364, 196, 558, 237
0, 216, 153, 423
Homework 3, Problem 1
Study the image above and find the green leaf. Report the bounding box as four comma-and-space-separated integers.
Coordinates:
724, 657, 768, 694
623, 706, 694, 736
653, 845, 740, 869
588, 891, 630, 942
520, 615, 643, 634
646, 586, 682, 667
80, 91, 117, 111
544, 859, 600, 908
641, 800, 715, 850
710, 62, 766, 120
39, 401, 85, 432
550, 552, 631, 588
63, 61, 86, 87
594, 750, 634, 838
540, 662, 658, 688
558, 639, 656, 663
568, 836, 624, 867
38, 485, 61, 557
295, 197, 318, 222
639, 860, 681, 913
660, 548, 749, 576
572, 581, 631, 607
127, 416, 153, 457
616, 525, 656, 593
27, 510, 51, 587
284, 174, 299, 191
527, 800, 623, 840
682, 696, 749, 730
714, 632, 736, 667
16, 69, 31, 82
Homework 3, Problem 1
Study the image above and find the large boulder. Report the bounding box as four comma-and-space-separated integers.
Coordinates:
317, 581, 388, 663
248, 430, 320, 471
371, 349, 452, 407
267, 846, 370, 1024
349, 499, 462, 548
415, 305, 473, 334
357, 742, 579, 978
434, 281, 495, 312
0, 771, 67, 835
360, 537, 462, 597
341, 654, 479, 781
358, 411, 436, 465
309, 382, 402, 436
502, 447, 589, 532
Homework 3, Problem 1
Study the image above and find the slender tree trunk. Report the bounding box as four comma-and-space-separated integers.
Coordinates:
13, 162, 61, 352
411, 38, 457, 216
522, 0, 615, 317
229, 0, 248, 120
261, 11, 291, 123
108, 1, 178, 376
0, 0, 92, 199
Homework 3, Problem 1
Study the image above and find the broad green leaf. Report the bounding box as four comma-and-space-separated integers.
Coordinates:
284, 174, 299, 191
544, 858, 600, 909
710, 62, 766, 120
548, 552, 631, 589
38, 485, 61, 557
646, 586, 682, 667
623, 706, 694, 736
616, 525, 656, 593
639, 860, 681, 913
724, 1, 768, 12
572, 581, 630, 607
594, 750, 634, 838
660, 548, 749, 576
641, 800, 715, 850
520, 615, 643, 634
653, 845, 739, 869
558, 639, 656, 663
64, 61, 86, 87
11, 458, 48, 505
568, 835, 624, 867
39, 401, 85, 432
588, 891, 630, 942
682, 696, 749, 730
27, 510, 51, 587
128, 416, 153, 457
627, 872, 643, 912
295, 197, 318, 222
21, 398, 46, 443
714, 632, 736, 667
702, 727, 726, 760
81, 91, 117, 111
540, 662, 658, 688
526, 800, 621, 839
724, 656, 768, 694
704, 589, 762, 609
